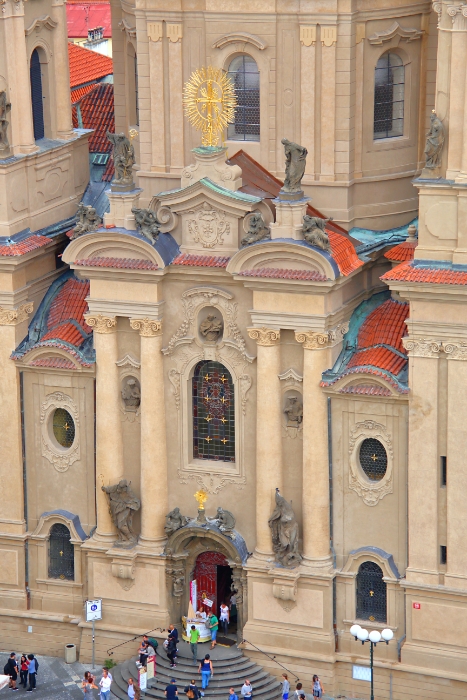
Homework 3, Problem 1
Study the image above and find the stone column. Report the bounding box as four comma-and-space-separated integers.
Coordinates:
444, 341, 467, 587
299, 25, 316, 178
319, 26, 337, 182
295, 328, 344, 567
85, 314, 124, 541
147, 23, 166, 172
247, 328, 282, 558
402, 337, 440, 584
167, 23, 184, 174
130, 317, 168, 546
50, 0, 73, 139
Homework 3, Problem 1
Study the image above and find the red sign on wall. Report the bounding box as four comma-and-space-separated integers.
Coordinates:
413, 602, 421, 609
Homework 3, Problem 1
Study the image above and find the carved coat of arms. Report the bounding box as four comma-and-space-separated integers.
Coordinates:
187, 202, 230, 248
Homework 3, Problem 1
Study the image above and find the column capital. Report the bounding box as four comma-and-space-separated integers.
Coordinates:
443, 340, 467, 360
0, 302, 33, 326
247, 327, 280, 346
402, 336, 441, 358
84, 314, 117, 333
295, 322, 348, 350
130, 318, 162, 337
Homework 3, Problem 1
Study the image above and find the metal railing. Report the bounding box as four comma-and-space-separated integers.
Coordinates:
107, 627, 167, 656
241, 636, 299, 682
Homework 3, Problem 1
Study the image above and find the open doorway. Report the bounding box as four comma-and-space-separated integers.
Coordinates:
193, 551, 238, 640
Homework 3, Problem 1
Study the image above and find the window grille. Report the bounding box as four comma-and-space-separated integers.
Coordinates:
193, 360, 235, 462
30, 49, 45, 140
374, 52, 404, 139
227, 55, 260, 142
48, 523, 74, 580
359, 438, 387, 481
52, 408, 75, 448
356, 561, 386, 623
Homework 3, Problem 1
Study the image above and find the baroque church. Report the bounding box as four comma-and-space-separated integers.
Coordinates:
0, 0, 466, 698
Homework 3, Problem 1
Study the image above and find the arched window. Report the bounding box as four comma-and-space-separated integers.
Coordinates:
374, 52, 404, 139
227, 55, 260, 142
192, 360, 235, 462
356, 561, 386, 622
30, 49, 45, 140
48, 523, 74, 580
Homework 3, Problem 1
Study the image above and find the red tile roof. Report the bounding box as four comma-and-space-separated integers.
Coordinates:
68, 42, 112, 89
30, 357, 77, 370
381, 260, 467, 286
42, 322, 86, 346
0, 235, 51, 257
384, 240, 417, 262
47, 278, 91, 334
328, 231, 363, 277
358, 298, 409, 353
102, 154, 114, 181
67, 2, 111, 38
338, 384, 392, 397
348, 346, 407, 375
71, 83, 99, 103
75, 256, 158, 270
238, 267, 328, 282
72, 83, 114, 152
172, 253, 230, 268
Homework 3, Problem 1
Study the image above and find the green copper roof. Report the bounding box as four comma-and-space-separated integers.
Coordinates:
156, 177, 262, 203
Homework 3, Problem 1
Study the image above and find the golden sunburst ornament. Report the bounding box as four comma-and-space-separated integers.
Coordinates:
183, 66, 237, 148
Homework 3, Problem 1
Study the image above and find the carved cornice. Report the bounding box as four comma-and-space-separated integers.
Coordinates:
402, 337, 441, 358
247, 327, 280, 346
0, 302, 33, 325
295, 322, 348, 350
84, 314, 117, 334
25, 14, 57, 35
368, 21, 423, 45
130, 318, 162, 337
212, 32, 267, 51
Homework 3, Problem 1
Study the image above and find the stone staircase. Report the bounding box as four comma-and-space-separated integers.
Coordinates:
110, 640, 282, 700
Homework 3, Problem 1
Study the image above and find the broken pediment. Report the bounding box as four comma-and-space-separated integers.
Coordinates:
368, 22, 423, 45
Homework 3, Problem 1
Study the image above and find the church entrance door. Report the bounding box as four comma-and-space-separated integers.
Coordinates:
193, 551, 236, 634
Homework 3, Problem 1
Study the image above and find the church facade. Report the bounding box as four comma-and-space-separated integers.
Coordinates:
1, 0, 467, 699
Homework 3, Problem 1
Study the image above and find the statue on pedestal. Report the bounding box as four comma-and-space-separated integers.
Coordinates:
102, 479, 141, 547
268, 488, 302, 568
241, 212, 271, 246
302, 215, 331, 252
281, 139, 307, 195
71, 203, 102, 239
208, 507, 236, 538
0, 91, 11, 154
132, 207, 161, 244
424, 111, 445, 170
165, 507, 190, 536
107, 132, 135, 189
200, 314, 223, 341
284, 396, 303, 428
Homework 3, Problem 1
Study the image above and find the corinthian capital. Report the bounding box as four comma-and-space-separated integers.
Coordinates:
84, 314, 117, 333
295, 322, 349, 350
130, 318, 162, 337
0, 302, 33, 326
402, 337, 441, 358
247, 327, 280, 346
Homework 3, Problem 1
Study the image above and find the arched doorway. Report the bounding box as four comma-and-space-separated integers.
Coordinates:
193, 551, 235, 635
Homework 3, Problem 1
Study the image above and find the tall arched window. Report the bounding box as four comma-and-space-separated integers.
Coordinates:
356, 561, 386, 622
227, 55, 260, 142
30, 49, 45, 140
374, 52, 404, 139
192, 360, 235, 462
48, 523, 74, 580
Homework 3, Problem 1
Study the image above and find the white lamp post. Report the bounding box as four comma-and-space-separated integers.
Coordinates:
350, 625, 393, 700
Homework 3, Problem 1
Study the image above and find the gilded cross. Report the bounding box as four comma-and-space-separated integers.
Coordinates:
59, 551, 63, 557
369, 590, 374, 597
197, 80, 222, 139
371, 454, 378, 462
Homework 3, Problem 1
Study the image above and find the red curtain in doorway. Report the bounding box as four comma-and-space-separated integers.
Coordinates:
193, 551, 228, 615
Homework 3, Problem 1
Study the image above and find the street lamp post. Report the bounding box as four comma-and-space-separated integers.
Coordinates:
349, 624, 394, 700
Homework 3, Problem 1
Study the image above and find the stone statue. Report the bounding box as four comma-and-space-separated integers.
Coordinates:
281, 138, 308, 194
173, 573, 185, 597
121, 377, 141, 412
102, 479, 141, 546
268, 488, 302, 568
0, 91, 11, 153
208, 507, 236, 538
132, 207, 160, 244
241, 212, 271, 246
424, 111, 445, 169
165, 507, 190, 536
107, 132, 135, 188
200, 314, 223, 341
302, 215, 331, 252
71, 203, 102, 239
284, 396, 303, 428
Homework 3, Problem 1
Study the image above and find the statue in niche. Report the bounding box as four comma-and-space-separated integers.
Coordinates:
132, 207, 161, 244
164, 507, 190, 536
173, 573, 185, 597
281, 138, 308, 194
200, 314, 223, 342
121, 377, 141, 412
71, 203, 102, 239
424, 111, 445, 169
284, 396, 303, 428
102, 479, 141, 547
208, 507, 236, 538
268, 488, 302, 568
302, 215, 331, 252
0, 91, 11, 153
241, 212, 271, 246
107, 132, 135, 187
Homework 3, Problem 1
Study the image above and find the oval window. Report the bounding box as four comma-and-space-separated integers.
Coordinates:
52, 408, 75, 448
359, 438, 387, 481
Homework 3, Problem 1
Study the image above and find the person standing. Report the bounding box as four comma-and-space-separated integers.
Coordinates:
20, 655, 29, 689
166, 635, 177, 668
208, 612, 219, 649
99, 668, 112, 700
165, 678, 178, 700
198, 654, 213, 696
26, 654, 39, 692
189, 624, 200, 664
184, 679, 200, 700
219, 602, 230, 636
229, 688, 239, 700
82, 671, 98, 698
4, 652, 18, 691
241, 679, 253, 700
281, 674, 290, 700
311, 675, 324, 699
128, 677, 141, 700
294, 682, 303, 699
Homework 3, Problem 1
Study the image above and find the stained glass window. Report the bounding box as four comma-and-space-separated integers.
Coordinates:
193, 361, 235, 462
227, 55, 260, 142
374, 52, 404, 139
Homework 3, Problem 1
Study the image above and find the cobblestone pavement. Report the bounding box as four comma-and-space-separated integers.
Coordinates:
0, 652, 118, 699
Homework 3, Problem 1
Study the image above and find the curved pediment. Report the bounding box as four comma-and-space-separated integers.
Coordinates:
62, 230, 172, 270
212, 32, 267, 51
227, 239, 339, 283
